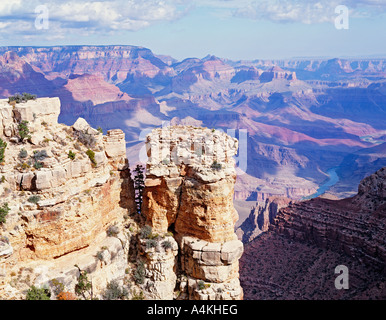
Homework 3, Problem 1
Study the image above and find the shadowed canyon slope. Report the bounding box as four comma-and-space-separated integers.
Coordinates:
240, 167, 386, 300
0, 45, 385, 203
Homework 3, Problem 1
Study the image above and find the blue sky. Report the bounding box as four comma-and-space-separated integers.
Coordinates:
0, 0, 385, 61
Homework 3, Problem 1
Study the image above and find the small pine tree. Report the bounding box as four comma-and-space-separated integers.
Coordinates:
0, 203, 10, 225
74, 264, 94, 300
0, 138, 7, 163
133, 164, 145, 214
18, 120, 31, 143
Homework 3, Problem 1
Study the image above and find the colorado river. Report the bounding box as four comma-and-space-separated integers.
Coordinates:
303, 167, 340, 200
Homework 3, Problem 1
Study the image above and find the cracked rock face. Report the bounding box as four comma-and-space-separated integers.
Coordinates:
142, 126, 243, 300
0, 98, 137, 299
143, 126, 239, 242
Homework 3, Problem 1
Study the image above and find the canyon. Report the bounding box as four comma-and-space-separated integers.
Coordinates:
0, 45, 385, 211
0, 97, 243, 300
239, 167, 386, 300
0, 45, 385, 300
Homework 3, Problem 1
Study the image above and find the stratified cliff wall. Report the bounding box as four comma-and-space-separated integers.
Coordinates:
141, 126, 244, 300
0, 98, 137, 299
240, 167, 386, 300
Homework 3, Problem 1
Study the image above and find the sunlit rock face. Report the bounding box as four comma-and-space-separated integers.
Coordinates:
142, 126, 243, 300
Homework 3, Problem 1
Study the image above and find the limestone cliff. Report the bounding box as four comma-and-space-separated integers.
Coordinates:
0, 99, 244, 300
0, 97, 137, 299
140, 126, 244, 300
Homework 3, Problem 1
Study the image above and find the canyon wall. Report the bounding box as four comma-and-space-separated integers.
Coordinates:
0, 97, 137, 299
0, 98, 244, 300
140, 126, 244, 300
240, 167, 386, 299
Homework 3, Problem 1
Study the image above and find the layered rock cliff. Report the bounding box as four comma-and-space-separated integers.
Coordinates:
0, 97, 137, 299
0, 100, 244, 300
240, 167, 386, 299
236, 197, 292, 243
140, 126, 244, 300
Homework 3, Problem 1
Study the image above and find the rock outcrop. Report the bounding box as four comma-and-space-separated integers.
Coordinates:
240, 167, 386, 300
236, 197, 292, 243
0, 97, 137, 299
140, 126, 244, 300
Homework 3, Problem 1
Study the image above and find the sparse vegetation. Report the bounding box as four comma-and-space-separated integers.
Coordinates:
18, 148, 28, 159
139, 225, 153, 239
146, 239, 158, 249
74, 264, 94, 300
96, 250, 104, 262
68, 150, 76, 160
49, 278, 65, 298
131, 289, 145, 300
198, 280, 206, 290
97, 126, 103, 134
27, 195, 40, 204
211, 160, 222, 170
161, 240, 173, 250
25, 285, 51, 300
8, 93, 37, 104
86, 149, 97, 167
76, 131, 96, 149
32, 150, 48, 162
107, 224, 119, 237
133, 261, 146, 285
33, 161, 43, 170
0, 138, 7, 163
0, 203, 10, 225
102, 280, 129, 300
18, 120, 31, 143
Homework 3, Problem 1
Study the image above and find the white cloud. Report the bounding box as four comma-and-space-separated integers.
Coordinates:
0, 0, 384, 42
232, 0, 386, 24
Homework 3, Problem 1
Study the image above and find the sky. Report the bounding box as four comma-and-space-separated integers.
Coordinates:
0, 0, 385, 61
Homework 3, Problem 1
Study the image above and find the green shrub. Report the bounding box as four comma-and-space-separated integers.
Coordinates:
139, 225, 152, 239
107, 224, 119, 237
74, 267, 93, 300
131, 290, 145, 300
161, 240, 173, 250
8, 93, 37, 104
86, 149, 97, 167
33, 161, 43, 169
211, 161, 222, 171
27, 195, 40, 204
133, 261, 146, 285
197, 280, 206, 290
146, 239, 158, 249
76, 131, 96, 149
18, 148, 28, 159
18, 121, 31, 142
97, 126, 103, 134
68, 150, 76, 160
0, 138, 7, 163
32, 150, 48, 161
102, 280, 128, 300
0, 202, 10, 225
25, 286, 51, 300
